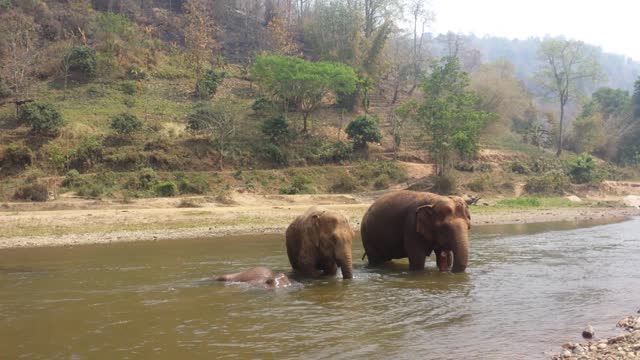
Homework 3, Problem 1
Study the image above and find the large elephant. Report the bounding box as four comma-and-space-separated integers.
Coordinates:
285, 207, 354, 279
216, 267, 292, 289
361, 190, 471, 273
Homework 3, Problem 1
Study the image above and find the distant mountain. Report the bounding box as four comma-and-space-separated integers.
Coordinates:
430, 34, 640, 93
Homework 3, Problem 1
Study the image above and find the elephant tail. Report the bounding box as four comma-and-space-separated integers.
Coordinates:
361, 252, 367, 261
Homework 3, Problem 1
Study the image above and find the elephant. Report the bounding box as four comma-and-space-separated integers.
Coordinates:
216, 267, 292, 289
285, 207, 354, 279
360, 190, 471, 273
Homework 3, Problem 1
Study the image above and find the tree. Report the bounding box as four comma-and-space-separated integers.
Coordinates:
110, 113, 144, 136
346, 115, 382, 151
20, 102, 65, 136
535, 38, 603, 156
186, 101, 237, 170
0, 10, 39, 101
406, 0, 433, 93
251, 55, 358, 133
413, 56, 494, 176
183, 0, 217, 78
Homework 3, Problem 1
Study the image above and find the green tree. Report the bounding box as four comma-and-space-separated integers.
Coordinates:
110, 113, 144, 136
186, 101, 237, 170
535, 39, 603, 156
346, 115, 382, 151
20, 102, 65, 136
251, 54, 358, 132
261, 115, 293, 145
414, 56, 494, 176
67, 45, 97, 80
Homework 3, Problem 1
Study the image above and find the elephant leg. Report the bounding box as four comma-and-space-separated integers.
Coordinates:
408, 250, 427, 271
321, 261, 338, 276
436, 250, 453, 272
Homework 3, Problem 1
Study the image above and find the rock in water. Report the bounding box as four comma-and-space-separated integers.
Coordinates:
582, 324, 595, 339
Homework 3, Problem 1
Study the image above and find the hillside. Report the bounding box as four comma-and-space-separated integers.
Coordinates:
1, 0, 639, 206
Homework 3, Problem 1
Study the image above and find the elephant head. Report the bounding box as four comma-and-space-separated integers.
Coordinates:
415, 196, 471, 273
306, 210, 354, 279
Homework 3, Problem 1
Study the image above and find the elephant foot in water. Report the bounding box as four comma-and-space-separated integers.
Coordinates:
216, 267, 292, 289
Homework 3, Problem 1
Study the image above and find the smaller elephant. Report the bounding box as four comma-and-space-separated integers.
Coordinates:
216, 267, 292, 289
286, 207, 354, 279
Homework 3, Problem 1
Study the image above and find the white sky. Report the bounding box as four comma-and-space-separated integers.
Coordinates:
429, 0, 639, 61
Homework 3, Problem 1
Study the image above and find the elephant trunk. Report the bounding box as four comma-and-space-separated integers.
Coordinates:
337, 247, 353, 279
451, 225, 469, 273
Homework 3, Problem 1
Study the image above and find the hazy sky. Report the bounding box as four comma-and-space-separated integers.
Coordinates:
429, 0, 639, 60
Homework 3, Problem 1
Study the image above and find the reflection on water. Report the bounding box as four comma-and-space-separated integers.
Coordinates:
0, 217, 639, 359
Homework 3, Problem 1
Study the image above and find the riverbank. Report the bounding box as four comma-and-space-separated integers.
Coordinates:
551, 314, 640, 359
1, 193, 639, 249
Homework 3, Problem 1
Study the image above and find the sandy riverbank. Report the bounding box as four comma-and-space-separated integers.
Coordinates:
1, 193, 638, 249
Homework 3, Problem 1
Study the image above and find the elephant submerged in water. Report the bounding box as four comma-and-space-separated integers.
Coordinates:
216, 267, 292, 289
285, 207, 354, 279
361, 191, 471, 273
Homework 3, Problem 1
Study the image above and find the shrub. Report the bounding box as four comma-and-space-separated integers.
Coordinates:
432, 173, 458, 195
354, 161, 407, 185
13, 183, 48, 202
119, 81, 139, 95
261, 143, 288, 166
524, 172, 570, 194
195, 69, 224, 99
567, 153, 603, 184
68, 136, 103, 171
177, 174, 210, 194
19, 102, 65, 135
137, 167, 157, 190
280, 175, 312, 194
261, 115, 292, 144
126, 64, 146, 80
75, 183, 105, 198
96, 52, 120, 78
507, 161, 530, 174
336, 90, 358, 110
67, 45, 97, 79
346, 115, 382, 150
251, 97, 277, 115
123, 96, 136, 108
1, 143, 33, 172
153, 181, 178, 197
62, 169, 81, 187
373, 174, 390, 190
330, 172, 358, 193
467, 175, 493, 192
110, 113, 144, 135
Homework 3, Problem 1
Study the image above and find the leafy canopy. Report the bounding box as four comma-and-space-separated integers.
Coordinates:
416, 56, 495, 175
251, 54, 358, 131
20, 102, 65, 135
346, 115, 383, 150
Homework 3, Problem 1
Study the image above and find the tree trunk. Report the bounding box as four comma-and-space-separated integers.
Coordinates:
556, 101, 565, 157
302, 112, 309, 133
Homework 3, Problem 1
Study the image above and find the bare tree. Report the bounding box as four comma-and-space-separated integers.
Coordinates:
0, 10, 39, 103
535, 39, 604, 156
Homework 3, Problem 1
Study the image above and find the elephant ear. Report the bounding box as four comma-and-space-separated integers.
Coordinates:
415, 204, 434, 235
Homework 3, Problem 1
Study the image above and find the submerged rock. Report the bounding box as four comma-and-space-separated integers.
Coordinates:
582, 325, 595, 339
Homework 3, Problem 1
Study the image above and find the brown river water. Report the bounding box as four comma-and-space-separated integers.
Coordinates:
1, 217, 639, 359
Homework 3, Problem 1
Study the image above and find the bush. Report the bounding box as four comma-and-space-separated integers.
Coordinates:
567, 153, 603, 184
68, 136, 103, 171
373, 174, 390, 190
177, 174, 210, 194
431, 173, 458, 195
497, 197, 541, 207
280, 175, 312, 194
19, 102, 65, 135
524, 172, 570, 194
96, 52, 120, 78
467, 175, 493, 192
110, 113, 144, 135
261, 115, 292, 144
13, 183, 48, 202
346, 115, 382, 150
76, 183, 105, 198
336, 90, 358, 110
354, 161, 407, 185
195, 69, 224, 99
252, 97, 278, 115
67, 45, 97, 79
261, 143, 288, 166
119, 81, 139, 95
330, 172, 359, 193
1, 143, 33, 172
301, 138, 352, 165
62, 169, 81, 187
126, 64, 146, 80
507, 161, 530, 174
137, 167, 157, 190
153, 181, 178, 197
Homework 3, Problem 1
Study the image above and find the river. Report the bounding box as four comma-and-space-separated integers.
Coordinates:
1, 217, 639, 359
